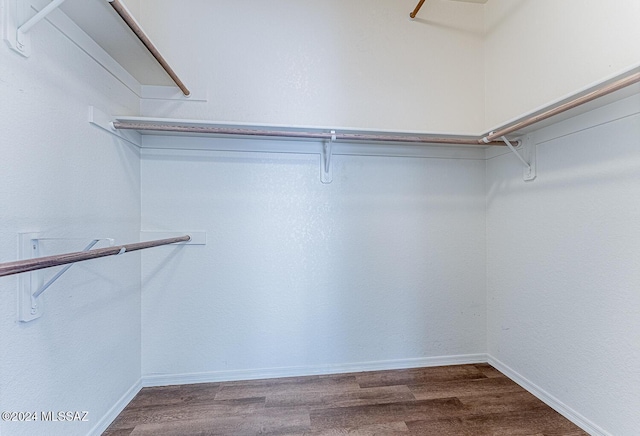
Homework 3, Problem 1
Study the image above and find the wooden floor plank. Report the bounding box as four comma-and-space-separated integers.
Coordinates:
108, 397, 266, 430
355, 365, 486, 388
474, 363, 506, 378
126, 383, 222, 409
405, 408, 589, 435
128, 408, 310, 436
301, 421, 409, 435
215, 375, 360, 401
409, 374, 526, 400
457, 391, 549, 415
102, 364, 588, 436
265, 385, 414, 409
309, 398, 465, 431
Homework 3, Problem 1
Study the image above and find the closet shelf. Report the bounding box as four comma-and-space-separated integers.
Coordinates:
61, 0, 189, 94
5, 0, 189, 96
110, 118, 507, 147
107, 65, 640, 150
482, 66, 640, 141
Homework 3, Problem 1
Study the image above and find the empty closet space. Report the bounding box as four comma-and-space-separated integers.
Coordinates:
1, 1, 639, 436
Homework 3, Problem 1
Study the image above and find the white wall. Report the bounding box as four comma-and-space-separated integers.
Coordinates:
121, 0, 141, 21
0, 8, 141, 436
484, 0, 640, 129
137, 0, 485, 134
140, 145, 487, 381
486, 95, 640, 435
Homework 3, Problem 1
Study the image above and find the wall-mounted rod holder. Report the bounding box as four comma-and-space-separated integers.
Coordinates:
2, 235, 191, 278
7, 234, 191, 322
3, 0, 68, 57
18, 0, 67, 34
32, 239, 100, 299
321, 130, 336, 184
502, 136, 530, 171
501, 135, 536, 181
16, 235, 113, 322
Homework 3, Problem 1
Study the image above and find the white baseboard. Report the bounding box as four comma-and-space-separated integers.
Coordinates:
89, 379, 142, 436
91, 355, 611, 436
142, 353, 488, 387
487, 356, 611, 436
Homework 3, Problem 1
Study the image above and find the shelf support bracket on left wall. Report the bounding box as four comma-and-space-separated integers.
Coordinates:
17, 234, 113, 322
3, 0, 68, 57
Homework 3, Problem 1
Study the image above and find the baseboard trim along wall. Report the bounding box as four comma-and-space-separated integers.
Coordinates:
89, 379, 143, 436
91, 355, 610, 435
142, 353, 488, 387
487, 356, 612, 436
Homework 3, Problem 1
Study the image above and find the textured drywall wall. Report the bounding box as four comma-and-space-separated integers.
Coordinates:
486, 95, 640, 435
137, 0, 485, 134
484, 0, 640, 129
0, 11, 141, 436
141, 147, 487, 378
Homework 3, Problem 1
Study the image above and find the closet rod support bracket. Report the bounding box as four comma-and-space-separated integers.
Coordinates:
3, 0, 69, 57
321, 130, 336, 184
17, 235, 113, 323
501, 135, 536, 181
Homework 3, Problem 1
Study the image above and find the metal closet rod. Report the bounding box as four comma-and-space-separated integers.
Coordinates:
107, 0, 190, 97
481, 71, 640, 143
0, 236, 190, 278
112, 70, 640, 146
111, 122, 511, 146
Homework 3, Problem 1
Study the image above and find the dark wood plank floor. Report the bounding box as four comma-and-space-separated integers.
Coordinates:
103, 364, 588, 435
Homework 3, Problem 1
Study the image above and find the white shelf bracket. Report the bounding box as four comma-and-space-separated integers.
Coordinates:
3, 0, 68, 57
321, 130, 336, 184
17, 234, 113, 323
500, 135, 536, 181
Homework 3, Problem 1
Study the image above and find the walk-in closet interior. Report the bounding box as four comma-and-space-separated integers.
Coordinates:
1, 0, 639, 435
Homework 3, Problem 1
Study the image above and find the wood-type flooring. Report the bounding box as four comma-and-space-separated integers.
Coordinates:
103, 363, 588, 435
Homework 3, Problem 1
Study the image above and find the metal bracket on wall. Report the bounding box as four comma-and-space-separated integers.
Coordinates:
17, 234, 113, 322
321, 130, 336, 184
3, 0, 69, 57
500, 135, 536, 181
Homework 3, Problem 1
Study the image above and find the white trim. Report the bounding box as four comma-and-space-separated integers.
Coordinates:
488, 356, 612, 436
139, 137, 489, 161
142, 353, 488, 387
88, 379, 142, 436
117, 116, 478, 139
